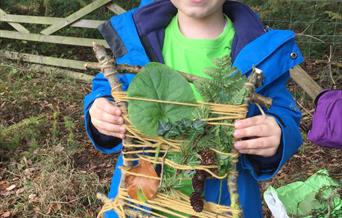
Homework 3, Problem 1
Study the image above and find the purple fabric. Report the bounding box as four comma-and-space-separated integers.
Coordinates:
308, 90, 342, 148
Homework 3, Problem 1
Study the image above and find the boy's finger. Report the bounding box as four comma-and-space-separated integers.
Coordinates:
111, 132, 125, 139
100, 129, 125, 139
92, 118, 126, 134
102, 101, 122, 116
98, 112, 124, 125
233, 124, 270, 138
235, 115, 267, 129
234, 137, 274, 150
237, 148, 277, 157
94, 98, 121, 116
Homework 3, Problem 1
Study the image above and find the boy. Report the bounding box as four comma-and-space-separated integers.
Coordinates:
84, 0, 303, 217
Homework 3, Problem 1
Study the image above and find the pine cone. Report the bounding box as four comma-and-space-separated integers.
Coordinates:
200, 149, 216, 166
194, 170, 208, 182
192, 176, 204, 193
190, 192, 204, 212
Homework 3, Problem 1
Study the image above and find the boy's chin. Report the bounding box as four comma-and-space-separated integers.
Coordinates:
171, 0, 225, 19
181, 9, 214, 19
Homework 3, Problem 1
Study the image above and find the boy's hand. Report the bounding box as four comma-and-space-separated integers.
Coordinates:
233, 115, 281, 157
89, 98, 126, 139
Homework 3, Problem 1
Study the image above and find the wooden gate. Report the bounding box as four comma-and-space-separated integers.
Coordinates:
0, 0, 322, 99
0, 0, 127, 71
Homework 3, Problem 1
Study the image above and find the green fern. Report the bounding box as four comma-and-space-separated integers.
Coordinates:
193, 56, 247, 176
194, 56, 247, 105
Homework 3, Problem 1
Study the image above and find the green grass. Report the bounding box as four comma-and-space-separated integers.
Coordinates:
0, 60, 114, 217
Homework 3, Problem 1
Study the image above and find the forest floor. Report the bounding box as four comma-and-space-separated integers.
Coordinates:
0, 58, 341, 217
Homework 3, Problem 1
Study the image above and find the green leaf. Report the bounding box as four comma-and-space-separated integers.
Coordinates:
175, 118, 192, 133
128, 63, 196, 137
158, 118, 206, 139
157, 120, 172, 136
191, 119, 206, 133
164, 125, 181, 139
194, 56, 247, 105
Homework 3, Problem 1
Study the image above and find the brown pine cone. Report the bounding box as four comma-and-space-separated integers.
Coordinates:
200, 149, 216, 165
192, 176, 204, 193
194, 170, 208, 182
190, 192, 204, 212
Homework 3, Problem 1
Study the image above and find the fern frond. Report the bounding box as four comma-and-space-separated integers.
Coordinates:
195, 56, 247, 105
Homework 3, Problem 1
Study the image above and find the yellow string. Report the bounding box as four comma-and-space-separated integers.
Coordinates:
97, 189, 237, 218
96, 91, 246, 218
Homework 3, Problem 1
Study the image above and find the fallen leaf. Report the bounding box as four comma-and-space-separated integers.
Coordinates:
33, 207, 40, 214
1, 211, 11, 218
54, 145, 65, 153
0, 181, 10, 191
28, 194, 38, 203
47, 203, 62, 214
125, 159, 159, 201
24, 168, 36, 176
16, 188, 25, 195
6, 185, 16, 191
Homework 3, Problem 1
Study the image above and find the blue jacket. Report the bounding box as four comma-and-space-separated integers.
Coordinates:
84, 1, 304, 217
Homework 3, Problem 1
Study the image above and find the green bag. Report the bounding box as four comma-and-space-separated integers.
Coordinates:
264, 169, 341, 218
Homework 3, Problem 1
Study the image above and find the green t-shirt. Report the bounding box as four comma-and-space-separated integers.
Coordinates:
162, 14, 235, 101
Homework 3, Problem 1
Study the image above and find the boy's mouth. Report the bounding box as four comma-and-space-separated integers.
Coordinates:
189, 0, 206, 5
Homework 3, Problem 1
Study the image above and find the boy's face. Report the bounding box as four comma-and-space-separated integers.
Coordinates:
170, 0, 225, 19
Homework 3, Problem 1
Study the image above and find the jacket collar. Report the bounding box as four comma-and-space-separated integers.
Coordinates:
133, 0, 266, 63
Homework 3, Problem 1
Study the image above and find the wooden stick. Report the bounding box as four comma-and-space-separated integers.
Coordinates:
86, 63, 201, 82
249, 93, 273, 108
92, 43, 135, 168
245, 67, 273, 108
290, 65, 322, 100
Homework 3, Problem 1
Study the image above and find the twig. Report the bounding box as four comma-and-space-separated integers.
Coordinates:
244, 67, 273, 108
300, 24, 312, 35
296, 24, 325, 43
49, 195, 87, 204
249, 93, 273, 108
302, 109, 314, 117
327, 45, 337, 88
314, 60, 342, 68
297, 101, 312, 115
0, 63, 16, 68
296, 33, 325, 43
4, 169, 21, 177
92, 43, 121, 90
85, 62, 201, 83
255, 103, 266, 116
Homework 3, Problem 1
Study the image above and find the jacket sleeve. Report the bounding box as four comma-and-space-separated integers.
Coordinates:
83, 73, 123, 154
240, 71, 302, 181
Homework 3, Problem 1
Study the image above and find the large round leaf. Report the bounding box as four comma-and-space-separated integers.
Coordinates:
127, 63, 196, 137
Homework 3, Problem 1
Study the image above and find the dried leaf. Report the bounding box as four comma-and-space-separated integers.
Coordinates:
0, 181, 10, 191
125, 159, 159, 201
54, 145, 65, 153
28, 194, 38, 203
16, 188, 25, 195
1, 211, 11, 218
6, 185, 16, 191
47, 203, 62, 215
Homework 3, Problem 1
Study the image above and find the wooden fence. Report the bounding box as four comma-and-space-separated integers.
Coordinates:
0, 0, 127, 71
0, 0, 322, 99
